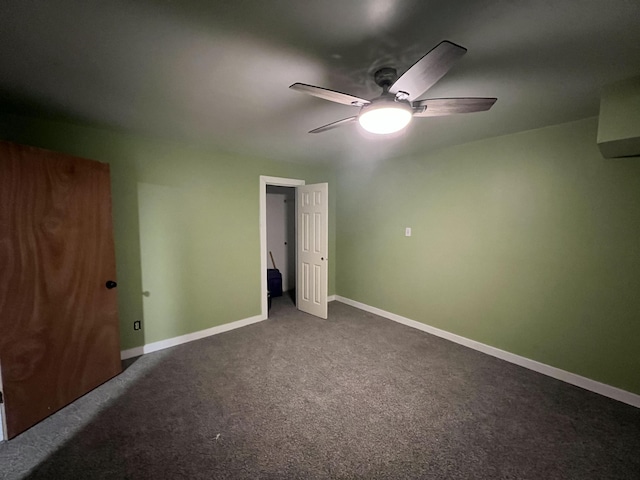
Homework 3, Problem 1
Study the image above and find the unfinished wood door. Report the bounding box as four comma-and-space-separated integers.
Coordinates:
0, 140, 121, 439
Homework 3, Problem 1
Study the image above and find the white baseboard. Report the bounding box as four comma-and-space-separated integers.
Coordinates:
335, 296, 640, 409
121, 297, 339, 361
120, 313, 267, 360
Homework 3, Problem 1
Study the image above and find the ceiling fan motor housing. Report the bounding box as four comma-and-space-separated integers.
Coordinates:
359, 94, 412, 113
358, 94, 413, 134
374, 67, 398, 91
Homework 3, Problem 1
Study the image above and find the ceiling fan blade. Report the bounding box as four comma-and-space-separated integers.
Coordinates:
413, 97, 497, 117
309, 116, 358, 134
290, 83, 370, 107
389, 41, 467, 101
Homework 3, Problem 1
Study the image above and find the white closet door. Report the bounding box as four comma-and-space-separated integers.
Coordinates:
296, 183, 328, 319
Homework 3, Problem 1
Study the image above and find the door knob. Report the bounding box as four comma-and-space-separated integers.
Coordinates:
106, 280, 117, 289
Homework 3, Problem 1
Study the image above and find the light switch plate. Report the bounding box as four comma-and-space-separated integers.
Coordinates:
405, 227, 412, 237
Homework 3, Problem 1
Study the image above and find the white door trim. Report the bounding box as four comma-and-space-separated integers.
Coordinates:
0, 362, 6, 442
260, 176, 305, 318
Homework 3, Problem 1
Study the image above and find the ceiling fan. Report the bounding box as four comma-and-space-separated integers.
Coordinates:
290, 40, 496, 135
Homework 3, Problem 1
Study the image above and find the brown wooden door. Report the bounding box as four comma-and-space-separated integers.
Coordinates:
0, 140, 121, 439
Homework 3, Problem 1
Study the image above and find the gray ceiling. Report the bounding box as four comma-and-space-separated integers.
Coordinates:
2, 1, 640, 164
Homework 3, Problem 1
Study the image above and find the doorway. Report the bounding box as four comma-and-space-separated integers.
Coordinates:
266, 185, 296, 313
259, 176, 328, 320
259, 176, 305, 318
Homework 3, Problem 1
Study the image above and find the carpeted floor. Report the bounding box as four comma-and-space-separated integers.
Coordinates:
1, 297, 639, 479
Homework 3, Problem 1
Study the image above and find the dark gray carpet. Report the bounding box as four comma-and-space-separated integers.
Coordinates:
1, 297, 639, 479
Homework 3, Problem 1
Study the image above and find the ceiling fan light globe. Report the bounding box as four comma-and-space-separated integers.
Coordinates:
358, 105, 413, 135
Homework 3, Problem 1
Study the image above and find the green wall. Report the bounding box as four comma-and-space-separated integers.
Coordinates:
336, 117, 640, 395
4, 111, 639, 396
0, 114, 335, 349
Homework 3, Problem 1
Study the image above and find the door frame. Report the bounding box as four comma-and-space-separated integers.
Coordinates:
0, 363, 5, 441
259, 176, 305, 318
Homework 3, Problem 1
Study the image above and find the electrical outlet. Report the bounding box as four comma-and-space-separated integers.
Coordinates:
134, 321, 141, 330
405, 227, 412, 237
